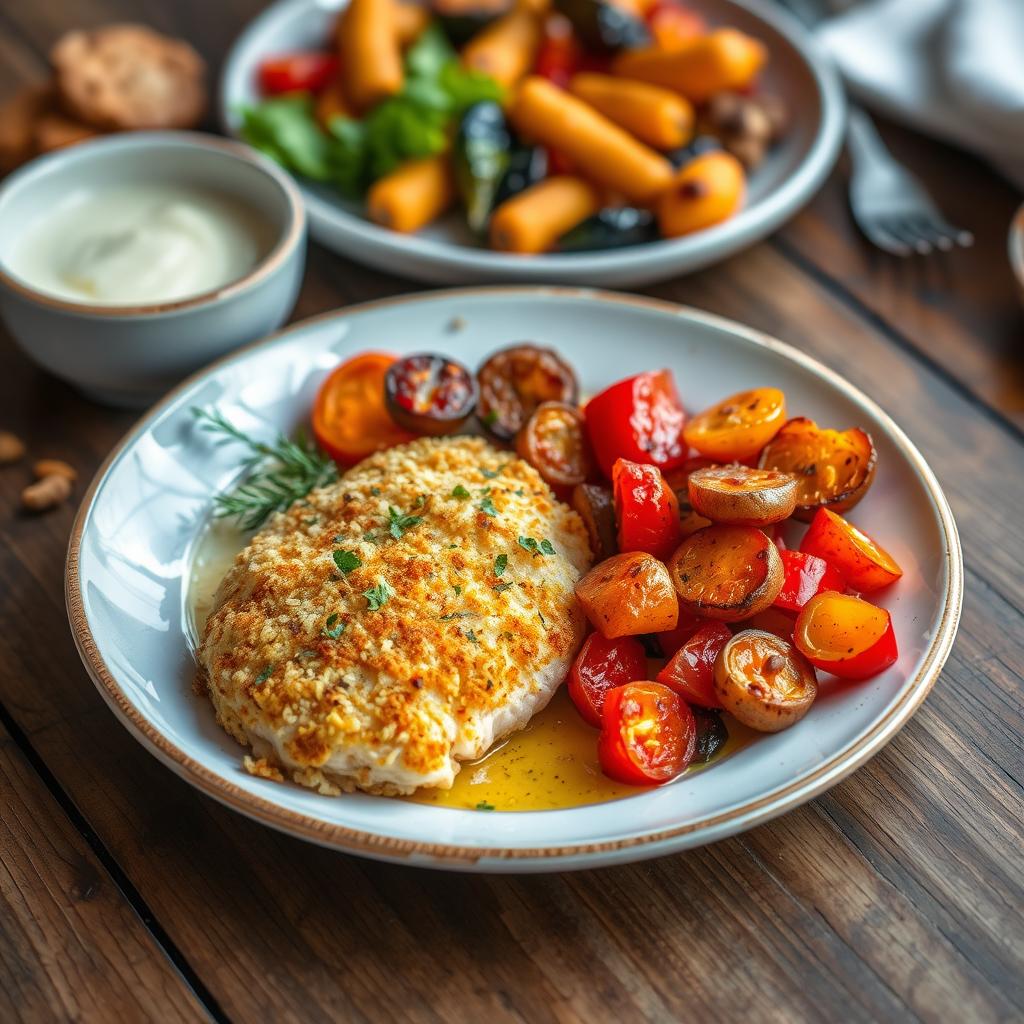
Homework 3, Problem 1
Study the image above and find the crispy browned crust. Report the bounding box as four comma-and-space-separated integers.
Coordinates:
51, 24, 206, 130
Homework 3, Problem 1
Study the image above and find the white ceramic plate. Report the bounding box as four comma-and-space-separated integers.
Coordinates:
67, 288, 961, 872
219, 0, 845, 286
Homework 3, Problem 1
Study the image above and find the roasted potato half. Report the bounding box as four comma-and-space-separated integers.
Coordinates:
667, 524, 783, 622
713, 628, 818, 732
576, 551, 679, 638
687, 464, 798, 526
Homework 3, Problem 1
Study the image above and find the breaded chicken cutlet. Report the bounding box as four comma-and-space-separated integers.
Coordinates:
197, 436, 592, 795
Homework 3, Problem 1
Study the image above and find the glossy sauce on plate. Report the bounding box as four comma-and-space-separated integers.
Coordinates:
188, 518, 752, 811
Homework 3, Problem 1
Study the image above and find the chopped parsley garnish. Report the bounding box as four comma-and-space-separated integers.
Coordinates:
254, 665, 274, 685
494, 553, 508, 576
482, 409, 498, 426
482, 464, 507, 480
451, 484, 471, 499
518, 536, 556, 556
478, 495, 498, 517
333, 549, 361, 574
513, 488, 526, 497
492, 582, 513, 593
452, 584, 462, 596
304, 516, 319, 526
475, 800, 495, 811
370, 486, 382, 496
439, 611, 477, 621
364, 579, 395, 610
388, 504, 424, 539
465, 628, 480, 645
323, 613, 345, 639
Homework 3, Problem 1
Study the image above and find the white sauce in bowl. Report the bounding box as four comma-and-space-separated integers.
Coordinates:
9, 183, 274, 306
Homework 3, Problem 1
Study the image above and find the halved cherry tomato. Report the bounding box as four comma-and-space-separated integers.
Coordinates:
572, 483, 618, 561
683, 387, 786, 462
567, 632, 648, 727
535, 13, 581, 88
477, 344, 578, 441
656, 621, 731, 707
576, 551, 679, 637
598, 681, 696, 785
516, 401, 594, 489
794, 592, 898, 680
384, 353, 477, 435
612, 458, 682, 561
585, 369, 688, 478
259, 52, 340, 95
714, 629, 818, 732
774, 549, 846, 613
800, 508, 903, 593
645, 0, 707, 50
758, 417, 877, 520
313, 353, 416, 466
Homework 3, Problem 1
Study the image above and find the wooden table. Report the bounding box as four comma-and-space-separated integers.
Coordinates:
1, 4, 1022, 1021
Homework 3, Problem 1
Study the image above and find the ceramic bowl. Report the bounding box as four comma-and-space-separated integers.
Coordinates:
67, 287, 962, 872
0, 131, 306, 408
1009, 202, 1024, 306
220, 0, 845, 286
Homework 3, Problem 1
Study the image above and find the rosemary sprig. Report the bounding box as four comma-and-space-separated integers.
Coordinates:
193, 407, 338, 530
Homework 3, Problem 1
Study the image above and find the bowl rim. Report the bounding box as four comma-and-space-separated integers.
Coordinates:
64, 286, 964, 868
0, 130, 306, 319
1008, 202, 1024, 288
218, 0, 847, 281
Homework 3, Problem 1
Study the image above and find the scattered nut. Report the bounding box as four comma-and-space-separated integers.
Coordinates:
22, 474, 72, 512
0, 431, 26, 464
33, 458, 77, 482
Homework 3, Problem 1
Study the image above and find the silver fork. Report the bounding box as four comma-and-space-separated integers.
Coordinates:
847, 107, 974, 256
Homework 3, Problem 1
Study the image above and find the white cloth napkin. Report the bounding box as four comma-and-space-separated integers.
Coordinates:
817, 0, 1024, 190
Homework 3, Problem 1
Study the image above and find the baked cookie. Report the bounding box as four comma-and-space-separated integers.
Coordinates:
0, 84, 54, 172
51, 23, 206, 130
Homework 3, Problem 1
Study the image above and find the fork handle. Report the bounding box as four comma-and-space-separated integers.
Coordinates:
846, 106, 897, 174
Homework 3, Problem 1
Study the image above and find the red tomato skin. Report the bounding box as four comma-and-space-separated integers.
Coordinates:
259, 53, 339, 94
774, 550, 846, 613
612, 458, 683, 561
585, 370, 688, 479
598, 682, 696, 785
794, 605, 898, 680
656, 621, 730, 707
800, 508, 902, 593
657, 610, 707, 655
535, 16, 581, 88
567, 633, 649, 727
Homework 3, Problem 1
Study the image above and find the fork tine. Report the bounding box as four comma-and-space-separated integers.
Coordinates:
862, 222, 912, 257
904, 216, 958, 252
889, 220, 935, 255
931, 218, 974, 249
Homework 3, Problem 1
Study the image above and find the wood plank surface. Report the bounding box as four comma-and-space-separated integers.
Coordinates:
0, 2, 1022, 1022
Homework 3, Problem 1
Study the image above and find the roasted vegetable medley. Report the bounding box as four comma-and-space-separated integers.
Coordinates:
303, 343, 903, 788
241, 0, 788, 253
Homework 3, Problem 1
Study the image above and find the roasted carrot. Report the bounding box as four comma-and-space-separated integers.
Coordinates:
611, 28, 767, 102
315, 78, 352, 130
657, 150, 745, 237
338, 0, 404, 112
509, 77, 673, 204
569, 72, 694, 150
490, 175, 600, 253
462, 8, 542, 89
394, 1, 430, 47
367, 155, 456, 233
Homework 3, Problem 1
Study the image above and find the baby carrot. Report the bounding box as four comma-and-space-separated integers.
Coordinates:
657, 150, 745, 237
612, 28, 767, 102
509, 77, 673, 204
368, 155, 456, 233
338, 0, 404, 112
490, 175, 601, 253
569, 72, 694, 150
394, 2, 430, 47
462, 8, 542, 89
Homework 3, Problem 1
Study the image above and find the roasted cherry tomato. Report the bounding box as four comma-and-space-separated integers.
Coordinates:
656, 609, 707, 656
576, 551, 679, 637
599, 681, 696, 785
567, 632, 648, 727
612, 458, 682, 561
683, 387, 786, 463
259, 52, 340, 95
384, 353, 477, 435
774, 549, 846, 613
714, 629, 818, 732
516, 401, 595, 488
656, 620, 731, 707
477, 344, 578, 441
794, 591, 898, 680
535, 13, 582, 87
800, 508, 902, 593
759, 417, 877, 520
313, 353, 416, 466
646, 0, 706, 50
571, 483, 618, 561
585, 369, 688, 478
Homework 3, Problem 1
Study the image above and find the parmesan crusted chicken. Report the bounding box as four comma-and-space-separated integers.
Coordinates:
197, 437, 592, 795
